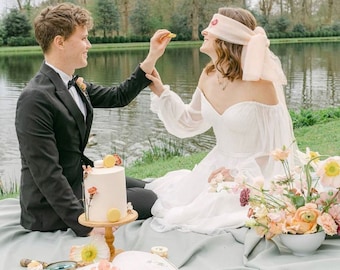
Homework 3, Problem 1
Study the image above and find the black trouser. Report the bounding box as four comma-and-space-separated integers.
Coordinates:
126, 176, 157, 220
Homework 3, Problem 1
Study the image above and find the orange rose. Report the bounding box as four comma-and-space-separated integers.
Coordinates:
87, 186, 97, 195
287, 203, 320, 234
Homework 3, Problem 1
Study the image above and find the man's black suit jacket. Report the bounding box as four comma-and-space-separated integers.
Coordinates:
15, 62, 151, 236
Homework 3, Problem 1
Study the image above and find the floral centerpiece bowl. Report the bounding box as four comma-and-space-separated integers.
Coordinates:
241, 146, 340, 255
279, 230, 325, 256
209, 145, 340, 256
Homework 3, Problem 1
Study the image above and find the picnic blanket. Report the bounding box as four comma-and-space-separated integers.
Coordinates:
1, 198, 340, 270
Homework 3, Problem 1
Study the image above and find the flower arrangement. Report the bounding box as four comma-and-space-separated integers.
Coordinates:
241, 146, 340, 239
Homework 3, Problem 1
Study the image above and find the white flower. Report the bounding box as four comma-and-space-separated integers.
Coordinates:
69, 235, 109, 263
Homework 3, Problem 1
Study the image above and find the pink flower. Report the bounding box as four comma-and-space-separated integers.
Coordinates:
317, 212, 338, 236
240, 188, 250, 206
328, 204, 340, 223
317, 156, 340, 188
271, 147, 290, 161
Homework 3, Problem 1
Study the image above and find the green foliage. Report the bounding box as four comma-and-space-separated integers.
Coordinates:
0, 178, 19, 199
94, 0, 119, 37
130, 0, 154, 36
6, 36, 36, 46
292, 23, 306, 33
273, 16, 290, 32
169, 13, 191, 40
133, 137, 185, 166
3, 9, 32, 39
290, 107, 340, 129
332, 22, 340, 32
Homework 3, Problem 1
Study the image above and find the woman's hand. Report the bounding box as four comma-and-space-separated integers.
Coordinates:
145, 68, 165, 97
208, 167, 234, 183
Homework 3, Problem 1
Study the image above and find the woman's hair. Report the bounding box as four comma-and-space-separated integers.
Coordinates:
205, 7, 257, 81
34, 3, 93, 53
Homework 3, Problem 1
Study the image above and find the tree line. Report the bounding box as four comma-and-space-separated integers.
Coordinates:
0, 0, 339, 47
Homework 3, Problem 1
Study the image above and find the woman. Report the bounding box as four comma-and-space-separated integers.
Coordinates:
145, 7, 299, 235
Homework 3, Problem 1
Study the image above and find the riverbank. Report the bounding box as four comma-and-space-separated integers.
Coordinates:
0, 36, 339, 55
1, 117, 340, 199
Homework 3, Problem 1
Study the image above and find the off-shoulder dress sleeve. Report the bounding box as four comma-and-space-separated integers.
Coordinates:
150, 86, 211, 138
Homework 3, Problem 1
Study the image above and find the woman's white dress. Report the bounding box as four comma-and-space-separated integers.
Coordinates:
145, 86, 296, 235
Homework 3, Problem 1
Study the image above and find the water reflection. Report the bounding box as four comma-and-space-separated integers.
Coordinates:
1, 42, 339, 186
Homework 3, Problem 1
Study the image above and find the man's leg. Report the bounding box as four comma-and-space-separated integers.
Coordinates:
126, 176, 157, 220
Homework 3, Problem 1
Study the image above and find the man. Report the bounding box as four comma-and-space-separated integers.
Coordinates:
15, 3, 171, 236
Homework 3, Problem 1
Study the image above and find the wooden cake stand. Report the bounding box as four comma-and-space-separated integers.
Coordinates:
78, 210, 138, 261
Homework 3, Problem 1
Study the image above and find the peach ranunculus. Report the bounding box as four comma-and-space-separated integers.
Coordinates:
317, 212, 338, 236
271, 147, 290, 161
287, 203, 321, 234
267, 211, 286, 237
317, 156, 340, 188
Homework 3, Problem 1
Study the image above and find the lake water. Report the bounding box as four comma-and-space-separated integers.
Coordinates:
1, 42, 340, 187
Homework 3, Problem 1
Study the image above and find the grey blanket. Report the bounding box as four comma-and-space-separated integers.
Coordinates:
1, 198, 340, 270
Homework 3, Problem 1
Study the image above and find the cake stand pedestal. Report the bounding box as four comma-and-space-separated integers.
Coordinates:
78, 210, 138, 261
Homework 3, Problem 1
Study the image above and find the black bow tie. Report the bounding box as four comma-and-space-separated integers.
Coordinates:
68, 75, 79, 89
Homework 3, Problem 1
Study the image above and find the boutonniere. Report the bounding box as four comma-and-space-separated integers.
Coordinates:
75, 76, 87, 92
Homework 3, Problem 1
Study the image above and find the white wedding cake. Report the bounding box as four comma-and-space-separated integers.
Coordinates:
83, 155, 127, 222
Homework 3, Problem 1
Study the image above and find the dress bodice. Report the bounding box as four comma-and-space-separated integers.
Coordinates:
201, 91, 288, 159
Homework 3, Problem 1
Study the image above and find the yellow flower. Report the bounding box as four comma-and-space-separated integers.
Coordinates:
81, 244, 99, 262
308, 149, 320, 162
69, 236, 109, 264
324, 160, 340, 176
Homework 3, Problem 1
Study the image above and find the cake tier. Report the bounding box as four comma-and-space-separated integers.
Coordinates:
83, 166, 127, 222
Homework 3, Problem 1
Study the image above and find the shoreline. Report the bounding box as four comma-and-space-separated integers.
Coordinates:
0, 36, 339, 55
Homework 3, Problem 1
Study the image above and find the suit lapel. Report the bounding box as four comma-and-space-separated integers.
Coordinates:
74, 84, 94, 148
40, 63, 93, 150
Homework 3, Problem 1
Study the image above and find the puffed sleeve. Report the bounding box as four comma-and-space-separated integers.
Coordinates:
150, 86, 211, 138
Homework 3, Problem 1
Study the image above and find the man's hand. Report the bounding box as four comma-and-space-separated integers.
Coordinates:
140, 29, 173, 74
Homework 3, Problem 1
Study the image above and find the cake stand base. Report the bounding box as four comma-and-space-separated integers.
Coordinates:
78, 210, 138, 261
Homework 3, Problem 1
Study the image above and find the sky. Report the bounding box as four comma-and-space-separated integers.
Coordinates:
0, 0, 43, 16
